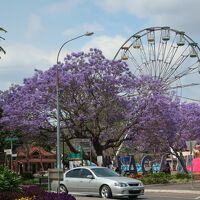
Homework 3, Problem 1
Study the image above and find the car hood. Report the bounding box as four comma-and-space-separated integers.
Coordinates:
100, 176, 141, 183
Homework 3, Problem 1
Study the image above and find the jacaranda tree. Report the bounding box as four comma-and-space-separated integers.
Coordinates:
0, 49, 164, 160
127, 92, 200, 173
2, 48, 200, 168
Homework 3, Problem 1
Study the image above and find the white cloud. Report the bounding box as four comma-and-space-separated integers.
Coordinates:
25, 14, 44, 39
82, 35, 126, 59
0, 35, 126, 91
63, 23, 104, 38
95, 0, 200, 38
46, 0, 81, 14
0, 43, 56, 91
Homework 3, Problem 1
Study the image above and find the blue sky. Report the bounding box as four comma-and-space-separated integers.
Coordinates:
1, 0, 200, 101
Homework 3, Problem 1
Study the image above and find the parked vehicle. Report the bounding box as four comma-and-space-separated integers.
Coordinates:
52, 166, 144, 199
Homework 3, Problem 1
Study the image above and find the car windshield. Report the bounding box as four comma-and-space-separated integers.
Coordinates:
91, 168, 119, 177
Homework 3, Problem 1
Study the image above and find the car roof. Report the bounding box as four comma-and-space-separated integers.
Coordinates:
64, 166, 105, 174
73, 166, 105, 169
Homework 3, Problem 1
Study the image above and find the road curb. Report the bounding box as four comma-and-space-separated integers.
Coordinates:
145, 189, 200, 195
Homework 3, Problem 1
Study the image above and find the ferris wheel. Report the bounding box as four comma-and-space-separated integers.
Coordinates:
114, 26, 200, 102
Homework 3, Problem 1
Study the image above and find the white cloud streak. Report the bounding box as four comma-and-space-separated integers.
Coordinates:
63, 23, 104, 38
82, 35, 126, 59
46, 0, 82, 14
0, 34, 125, 91
25, 14, 44, 39
95, 0, 200, 38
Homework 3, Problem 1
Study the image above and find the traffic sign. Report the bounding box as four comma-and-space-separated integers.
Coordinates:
4, 137, 18, 142
80, 141, 91, 152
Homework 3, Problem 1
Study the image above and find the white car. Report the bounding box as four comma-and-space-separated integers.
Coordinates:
52, 166, 144, 199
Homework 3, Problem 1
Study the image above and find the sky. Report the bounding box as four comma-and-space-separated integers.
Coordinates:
1, 0, 200, 101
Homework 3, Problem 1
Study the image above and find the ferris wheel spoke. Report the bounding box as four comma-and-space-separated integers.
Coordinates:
147, 35, 157, 77
139, 38, 152, 74
157, 42, 169, 78
164, 56, 198, 84
159, 33, 178, 77
160, 46, 178, 79
169, 83, 200, 90
176, 95, 200, 103
156, 32, 164, 78
162, 41, 190, 81
162, 49, 190, 82
132, 37, 152, 75
166, 63, 199, 85
128, 50, 144, 73
168, 44, 190, 69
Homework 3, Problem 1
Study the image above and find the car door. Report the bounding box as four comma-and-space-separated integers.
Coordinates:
79, 168, 99, 194
64, 168, 82, 193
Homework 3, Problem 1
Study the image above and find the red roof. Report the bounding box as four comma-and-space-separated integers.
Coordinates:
16, 145, 55, 158
16, 158, 56, 163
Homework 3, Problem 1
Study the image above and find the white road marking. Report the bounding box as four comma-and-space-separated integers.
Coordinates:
146, 193, 197, 200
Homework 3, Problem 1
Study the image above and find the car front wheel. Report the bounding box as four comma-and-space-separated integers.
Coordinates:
128, 195, 138, 199
100, 185, 112, 198
59, 184, 68, 193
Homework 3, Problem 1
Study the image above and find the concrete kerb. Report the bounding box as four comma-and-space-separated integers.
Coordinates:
145, 189, 200, 195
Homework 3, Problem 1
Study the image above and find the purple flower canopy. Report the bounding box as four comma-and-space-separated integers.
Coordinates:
1, 48, 200, 156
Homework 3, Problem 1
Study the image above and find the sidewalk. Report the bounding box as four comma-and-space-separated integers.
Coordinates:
145, 181, 200, 194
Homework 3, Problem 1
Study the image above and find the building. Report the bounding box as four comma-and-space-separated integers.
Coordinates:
13, 145, 56, 175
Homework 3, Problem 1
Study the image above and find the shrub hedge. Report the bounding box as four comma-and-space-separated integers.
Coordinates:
0, 166, 22, 192
138, 172, 191, 184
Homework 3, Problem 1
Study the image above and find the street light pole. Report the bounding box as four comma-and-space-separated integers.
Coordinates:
56, 32, 94, 192
56, 32, 94, 64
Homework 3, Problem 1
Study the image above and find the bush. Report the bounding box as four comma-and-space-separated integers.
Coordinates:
21, 178, 39, 185
0, 166, 22, 192
174, 173, 191, 179
139, 172, 171, 184
21, 172, 34, 180
138, 172, 191, 185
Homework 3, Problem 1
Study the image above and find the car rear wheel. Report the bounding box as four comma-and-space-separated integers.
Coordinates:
100, 185, 112, 198
59, 184, 68, 193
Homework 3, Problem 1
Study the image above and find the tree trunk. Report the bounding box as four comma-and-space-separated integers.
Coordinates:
174, 151, 188, 174
93, 139, 103, 156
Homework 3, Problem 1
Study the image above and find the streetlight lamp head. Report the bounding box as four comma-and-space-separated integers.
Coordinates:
85, 32, 94, 36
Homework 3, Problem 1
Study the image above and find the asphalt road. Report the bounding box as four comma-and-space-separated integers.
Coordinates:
74, 192, 200, 200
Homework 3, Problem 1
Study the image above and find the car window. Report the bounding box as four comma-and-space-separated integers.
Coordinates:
91, 168, 119, 177
65, 168, 81, 178
80, 169, 93, 178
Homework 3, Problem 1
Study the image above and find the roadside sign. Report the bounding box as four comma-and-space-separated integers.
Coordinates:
74, 138, 91, 152
67, 153, 82, 160
186, 140, 196, 154
4, 137, 18, 142
80, 141, 91, 152
97, 156, 103, 166
4, 149, 12, 155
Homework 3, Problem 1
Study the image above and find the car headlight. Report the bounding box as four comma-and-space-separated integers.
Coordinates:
114, 182, 128, 187
138, 182, 144, 187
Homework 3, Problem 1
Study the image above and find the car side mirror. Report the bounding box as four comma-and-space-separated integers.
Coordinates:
87, 174, 94, 179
